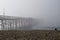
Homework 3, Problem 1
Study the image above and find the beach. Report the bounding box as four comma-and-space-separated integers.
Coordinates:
0, 30, 60, 40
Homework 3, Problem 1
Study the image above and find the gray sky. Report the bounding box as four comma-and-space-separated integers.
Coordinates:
0, 0, 60, 27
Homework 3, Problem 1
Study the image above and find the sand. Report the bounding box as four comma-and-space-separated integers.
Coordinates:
0, 30, 60, 40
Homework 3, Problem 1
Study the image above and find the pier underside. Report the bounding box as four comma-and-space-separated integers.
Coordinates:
0, 15, 36, 30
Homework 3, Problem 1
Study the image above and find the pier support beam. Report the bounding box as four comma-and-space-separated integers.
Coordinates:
1, 20, 4, 30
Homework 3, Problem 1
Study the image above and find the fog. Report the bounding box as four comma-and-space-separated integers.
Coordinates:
0, 0, 60, 29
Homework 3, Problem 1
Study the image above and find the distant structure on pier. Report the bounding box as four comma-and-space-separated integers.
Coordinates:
0, 15, 38, 30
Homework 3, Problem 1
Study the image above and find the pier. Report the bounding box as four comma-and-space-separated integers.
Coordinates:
0, 15, 36, 30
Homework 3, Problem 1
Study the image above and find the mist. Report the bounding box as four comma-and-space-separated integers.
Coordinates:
0, 0, 60, 29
